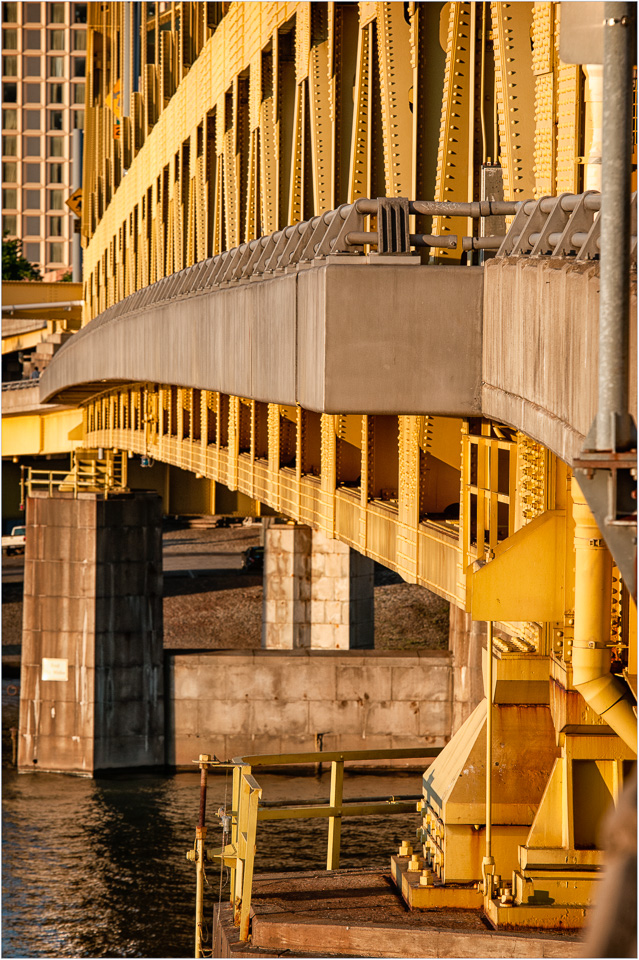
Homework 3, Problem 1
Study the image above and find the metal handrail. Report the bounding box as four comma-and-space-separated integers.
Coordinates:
2, 378, 40, 391
187, 746, 440, 955
20, 452, 128, 503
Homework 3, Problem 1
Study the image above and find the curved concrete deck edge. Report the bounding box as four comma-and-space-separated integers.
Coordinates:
482, 257, 637, 464
40, 263, 484, 417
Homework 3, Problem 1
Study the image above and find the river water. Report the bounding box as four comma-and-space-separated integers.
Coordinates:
2, 681, 421, 958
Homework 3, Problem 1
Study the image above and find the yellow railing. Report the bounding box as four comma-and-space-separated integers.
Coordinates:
20, 450, 127, 503
187, 747, 441, 955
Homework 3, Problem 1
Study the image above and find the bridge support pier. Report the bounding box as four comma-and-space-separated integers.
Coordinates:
448, 605, 485, 734
18, 491, 164, 775
263, 525, 374, 650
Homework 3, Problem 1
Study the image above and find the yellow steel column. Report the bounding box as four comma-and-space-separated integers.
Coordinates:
571, 478, 637, 752
327, 759, 344, 870
482, 620, 495, 895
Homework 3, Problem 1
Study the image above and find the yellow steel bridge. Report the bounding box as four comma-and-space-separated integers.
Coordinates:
4, 0, 637, 937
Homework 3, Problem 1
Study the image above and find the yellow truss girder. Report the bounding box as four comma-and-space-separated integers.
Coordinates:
81, 1, 594, 319
2, 410, 84, 458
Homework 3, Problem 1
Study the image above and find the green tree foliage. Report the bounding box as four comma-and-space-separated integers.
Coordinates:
2, 236, 42, 281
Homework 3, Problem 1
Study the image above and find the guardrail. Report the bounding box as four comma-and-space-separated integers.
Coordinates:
81, 190, 637, 342
20, 451, 128, 503
187, 746, 440, 955
87, 196, 523, 333
2, 378, 40, 391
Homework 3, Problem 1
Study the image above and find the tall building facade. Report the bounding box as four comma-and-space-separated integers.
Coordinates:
1, 0, 86, 278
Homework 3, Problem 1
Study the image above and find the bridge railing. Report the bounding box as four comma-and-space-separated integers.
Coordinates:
20, 450, 128, 503
2, 378, 40, 390
80, 190, 639, 353
89, 196, 522, 331
187, 746, 440, 953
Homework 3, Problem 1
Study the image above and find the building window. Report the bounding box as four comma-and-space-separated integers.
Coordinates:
2, 161, 17, 182
2, 108, 17, 129
25, 137, 41, 156
24, 30, 42, 50
48, 110, 63, 131
2, 55, 18, 76
2, 188, 18, 208
49, 189, 64, 209
49, 3, 65, 24
25, 242, 41, 263
25, 4, 42, 23
72, 109, 84, 129
25, 162, 41, 182
25, 109, 41, 129
48, 56, 64, 77
2, 28, 17, 49
24, 83, 42, 103
72, 82, 85, 104
3, 213, 17, 235
2, 134, 16, 155
2, 82, 17, 102
24, 56, 42, 76
72, 57, 85, 78
48, 215, 63, 236
72, 29, 86, 50
25, 215, 41, 235
48, 241, 64, 262
48, 161, 63, 183
25, 189, 41, 208
48, 137, 64, 157
73, 3, 87, 24
48, 83, 63, 104
3, 3, 18, 23
49, 29, 65, 51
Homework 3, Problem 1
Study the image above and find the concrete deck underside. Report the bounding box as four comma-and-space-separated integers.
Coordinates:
40, 257, 637, 464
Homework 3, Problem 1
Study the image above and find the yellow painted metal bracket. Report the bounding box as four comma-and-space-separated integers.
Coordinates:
210, 842, 238, 868
466, 510, 566, 621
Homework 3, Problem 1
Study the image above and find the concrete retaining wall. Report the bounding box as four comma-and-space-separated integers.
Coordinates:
166, 649, 452, 768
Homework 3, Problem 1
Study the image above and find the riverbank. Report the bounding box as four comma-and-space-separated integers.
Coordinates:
2, 522, 449, 653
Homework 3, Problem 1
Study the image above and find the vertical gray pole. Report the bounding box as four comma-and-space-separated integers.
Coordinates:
596, 3, 636, 451
122, 2, 131, 118
71, 129, 83, 283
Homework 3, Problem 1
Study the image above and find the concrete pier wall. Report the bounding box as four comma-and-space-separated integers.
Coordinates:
263, 525, 374, 650
165, 649, 452, 767
18, 491, 164, 775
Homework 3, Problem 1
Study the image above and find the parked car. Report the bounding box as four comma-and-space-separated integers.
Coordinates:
2, 525, 26, 556
216, 516, 244, 528
242, 546, 264, 572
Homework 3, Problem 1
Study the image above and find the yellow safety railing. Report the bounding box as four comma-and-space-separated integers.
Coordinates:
187, 747, 441, 955
20, 450, 127, 504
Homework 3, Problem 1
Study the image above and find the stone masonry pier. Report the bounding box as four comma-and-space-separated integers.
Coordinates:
18, 491, 164, 775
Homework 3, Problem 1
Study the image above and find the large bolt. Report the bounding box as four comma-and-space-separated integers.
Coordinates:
419, 868, 434, 887
398, 840, 413, 857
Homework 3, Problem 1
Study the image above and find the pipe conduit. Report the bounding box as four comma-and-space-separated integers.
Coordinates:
571, 478, 637, 753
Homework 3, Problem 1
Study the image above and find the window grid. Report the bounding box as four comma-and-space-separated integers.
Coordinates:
3, 9, 85, 273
